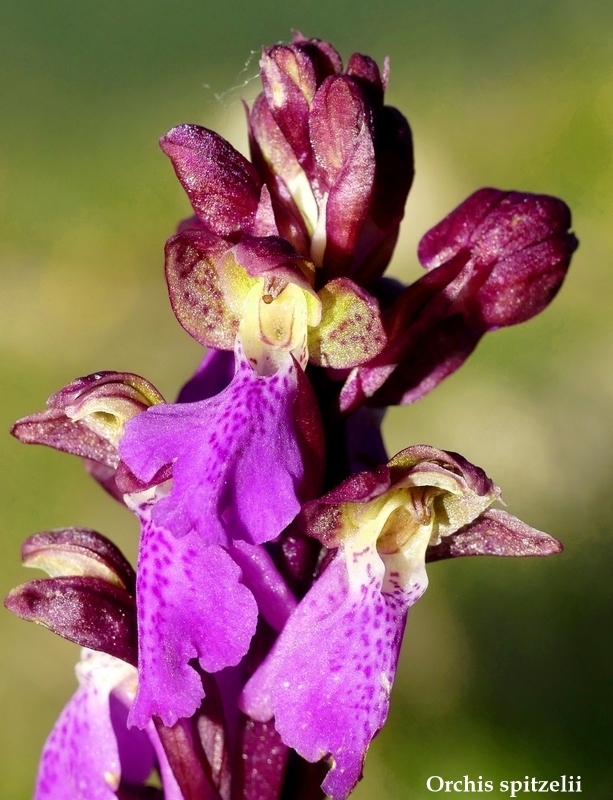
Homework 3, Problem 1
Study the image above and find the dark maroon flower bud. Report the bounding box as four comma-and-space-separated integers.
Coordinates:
308, 75, 376, 273
260, 45, 320, 174
250, 35, 413, 282
346, 52, 385, 107
340, 188, 578, 410
418, 188, 578, 327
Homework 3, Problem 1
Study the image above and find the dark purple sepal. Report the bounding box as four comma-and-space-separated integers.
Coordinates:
309, 76, 376, 275
45, 372, 164, 418
84, 459, 126, 502
21, 528, 135, 594
176, 348, 236, 404
247, 93, 311, 257
290, 32, 343, 82
349, 106, 414, 286
345, 53, 384, 107
11, 408, 118, 467
5, 576, 137, 666
160, 125, 262, 237
260, 46, 317, 173
426, 508, 563, 562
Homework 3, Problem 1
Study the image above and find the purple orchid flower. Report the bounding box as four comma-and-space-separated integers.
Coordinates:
241, 446, 562, 799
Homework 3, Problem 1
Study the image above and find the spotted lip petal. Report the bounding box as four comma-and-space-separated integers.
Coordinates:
119, 348, 305, 545
127, 501, 258, 729
340, 188, 578, 410
240, 544, 421, 800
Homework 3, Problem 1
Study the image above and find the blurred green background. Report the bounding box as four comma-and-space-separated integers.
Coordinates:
1, 0, 612, 797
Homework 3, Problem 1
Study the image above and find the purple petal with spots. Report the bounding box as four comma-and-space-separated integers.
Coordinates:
35, 651, 154, 800
128, 502, 258, 729
241, 544, 423, 800
120, 349, 304, 545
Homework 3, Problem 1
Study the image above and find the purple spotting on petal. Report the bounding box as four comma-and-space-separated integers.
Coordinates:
34, 651, 153, 800
241, 545, 422, 800
120, 348, 304, 546
127, 502, 258, 729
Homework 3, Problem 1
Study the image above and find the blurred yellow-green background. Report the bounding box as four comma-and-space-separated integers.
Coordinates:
1, 1, 612, 797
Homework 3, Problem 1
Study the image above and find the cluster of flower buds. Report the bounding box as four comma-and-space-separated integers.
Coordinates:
6, 33, 577, 800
